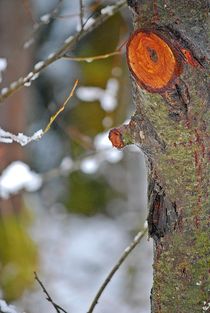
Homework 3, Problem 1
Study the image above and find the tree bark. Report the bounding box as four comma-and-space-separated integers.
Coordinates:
110, 1, 209, 312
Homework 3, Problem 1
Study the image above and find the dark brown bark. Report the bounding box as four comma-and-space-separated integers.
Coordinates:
111, 1, 209, 312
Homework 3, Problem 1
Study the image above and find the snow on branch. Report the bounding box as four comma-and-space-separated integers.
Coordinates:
0, 58, 7, 83
0, 128, 43, 146
0, 129, 123, 199
0, 0, 127, 103
0, 299, 20, 313
23, 0, 64, 49
0, 80, 78, 146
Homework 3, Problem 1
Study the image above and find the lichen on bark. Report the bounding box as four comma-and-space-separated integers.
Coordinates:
125, 1, 210, 312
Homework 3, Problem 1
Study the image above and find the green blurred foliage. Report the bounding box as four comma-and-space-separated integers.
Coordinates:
66, 170, 119, 215
0, 209, 38, 301
66, 10, 129, 215
69, 11, 129, 136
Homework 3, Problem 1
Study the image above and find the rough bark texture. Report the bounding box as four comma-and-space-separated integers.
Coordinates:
112, 1, 209, 312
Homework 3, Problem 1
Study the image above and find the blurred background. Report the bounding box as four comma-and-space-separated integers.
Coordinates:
0, 1, 152, 312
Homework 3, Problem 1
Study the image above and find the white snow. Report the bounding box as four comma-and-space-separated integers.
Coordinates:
0, 300, 19, 313
93, 131, 123, 164
31, 73, 39, 81
0, 58, 7, 72
83, 17, 95, 31
80, 157, 99, 174
0, 161, 42, 199
34, 61, 44, 71
47, 52, 55, 60
0, 128, 43, 146
10, 81, 18, 89
40, 14, 50, 24
60, 157, 73, 174
0, 58, 7, 83
23, 37, 35, 49
100, 92, 117, 111
94, 131, 111, 150
1, 87, 8, 95
19, 210, 152, 313
26, 72, 34, 80
203, 302, 210, 312
101, 5, 114, 16
24, 81, 31, 87
76, 86, 104, 102
144, 220, 148, 229
76, 78, 119, 112
105, 149, 123, 163
64, 36, 73, 44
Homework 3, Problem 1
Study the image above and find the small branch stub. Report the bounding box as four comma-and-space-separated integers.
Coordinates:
109, 125, 133, 149
109, 128, 125, 149
126, 29, 182, 93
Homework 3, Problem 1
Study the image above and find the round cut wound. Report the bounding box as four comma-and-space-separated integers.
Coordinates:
127, 30, 182, 92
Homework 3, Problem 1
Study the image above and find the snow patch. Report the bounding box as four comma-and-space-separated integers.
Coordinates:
40, 14, 50, 24
101, 5, 114, 16
1, 87, 8, 95
64, 36, 73, 44
60, 157, 73, 174
0, 300, 19, 313
76, 78, 119, 112
80, 157, 99, 174
0, 128, 43, 146
34, 61, 44, 71
0, 58, 7, 83
0, 161, 42, 199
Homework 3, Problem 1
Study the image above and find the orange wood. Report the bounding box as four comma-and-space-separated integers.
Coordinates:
127, 30, 182, 92
181, 48, 200, 67
109, 128, 124, 149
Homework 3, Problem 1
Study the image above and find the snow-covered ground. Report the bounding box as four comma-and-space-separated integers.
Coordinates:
17, 204, 153, 313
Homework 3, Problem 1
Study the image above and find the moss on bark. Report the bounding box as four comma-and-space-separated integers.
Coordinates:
127, 1, 210, 312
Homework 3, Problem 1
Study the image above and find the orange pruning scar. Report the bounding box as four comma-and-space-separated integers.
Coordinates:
126, 30, 183, 93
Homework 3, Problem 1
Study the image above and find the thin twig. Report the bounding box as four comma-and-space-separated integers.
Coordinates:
0, 80, 78, 146
0, 0, 127, 103
23, 0, 63, 49
43, 79, 78, 133
63, 50, 121, 62
34, 272, 68, 313
87, 223, 148, 313
79, 0, 84, 30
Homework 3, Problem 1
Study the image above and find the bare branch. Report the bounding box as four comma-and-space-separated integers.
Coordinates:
63, 50, 121, 63
0, 80, 78, 146
34, 272, 68, 313
79, 0, 84, 30
0, 0, 127, 103
43, 79, 78, 133
87, 223, 148, 313
23, 0, 63, 49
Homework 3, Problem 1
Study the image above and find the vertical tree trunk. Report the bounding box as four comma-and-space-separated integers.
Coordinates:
110, 1, 209, 312
0, 1, 32, 212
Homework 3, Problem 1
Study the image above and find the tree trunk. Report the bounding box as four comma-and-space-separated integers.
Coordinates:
0, 0, 32, 213
110, 1, 209, 312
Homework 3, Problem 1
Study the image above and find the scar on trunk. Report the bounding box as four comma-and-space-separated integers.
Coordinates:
148, 179, 178, 241
126, 28, 201, 120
